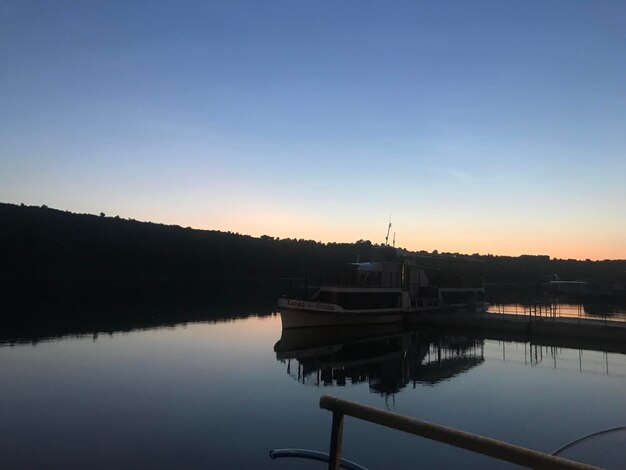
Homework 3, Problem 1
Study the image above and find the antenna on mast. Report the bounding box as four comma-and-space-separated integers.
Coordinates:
385, 216, 392, 246
393, 232, 396, 247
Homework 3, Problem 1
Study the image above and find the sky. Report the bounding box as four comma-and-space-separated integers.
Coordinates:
1, 1, 624, 260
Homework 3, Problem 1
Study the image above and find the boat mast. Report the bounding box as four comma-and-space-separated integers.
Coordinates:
385, 216, 392, 246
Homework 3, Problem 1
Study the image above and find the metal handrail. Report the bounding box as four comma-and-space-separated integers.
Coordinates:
319, 395, 601, 470
552, 426, 626, 456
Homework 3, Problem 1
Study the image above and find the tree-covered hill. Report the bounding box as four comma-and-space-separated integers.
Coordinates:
0, 203, 372, 285
1, 202, 624, 293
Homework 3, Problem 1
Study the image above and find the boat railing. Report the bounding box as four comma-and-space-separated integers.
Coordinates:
319, 395, 601, 470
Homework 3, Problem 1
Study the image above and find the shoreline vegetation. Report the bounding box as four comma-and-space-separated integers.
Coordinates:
1, 202, 625, 342
2, 202, 624, 284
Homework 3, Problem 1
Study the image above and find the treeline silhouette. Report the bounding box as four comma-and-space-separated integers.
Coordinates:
1, 203, 375, 291
2, 202, 625, 290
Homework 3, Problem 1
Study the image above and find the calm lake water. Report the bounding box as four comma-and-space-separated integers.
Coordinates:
2, 307, 626, 469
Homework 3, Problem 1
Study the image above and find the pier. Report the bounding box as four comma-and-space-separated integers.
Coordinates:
406, 310, 626, 354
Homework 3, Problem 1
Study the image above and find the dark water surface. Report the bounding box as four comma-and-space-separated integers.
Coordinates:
2, 309, 626, 469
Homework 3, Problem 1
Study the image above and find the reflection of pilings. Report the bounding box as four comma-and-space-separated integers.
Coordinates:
492, 301, 618, 324
493, 342, 624, 377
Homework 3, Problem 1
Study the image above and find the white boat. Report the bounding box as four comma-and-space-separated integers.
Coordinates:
278, 252, 484, 328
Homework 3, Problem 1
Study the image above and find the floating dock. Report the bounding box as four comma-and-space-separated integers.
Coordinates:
406, 312, 626, 354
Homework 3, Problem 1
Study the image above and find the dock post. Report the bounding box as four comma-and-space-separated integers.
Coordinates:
328, 410, 345, 469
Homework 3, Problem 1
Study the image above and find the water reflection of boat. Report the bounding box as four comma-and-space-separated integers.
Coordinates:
274, 325, 484, 395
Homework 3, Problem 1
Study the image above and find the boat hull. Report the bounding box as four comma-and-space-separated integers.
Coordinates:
279, 307, 405, 328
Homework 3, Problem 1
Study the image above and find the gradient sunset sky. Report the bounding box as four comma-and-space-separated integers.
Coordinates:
1, 1, 624, 259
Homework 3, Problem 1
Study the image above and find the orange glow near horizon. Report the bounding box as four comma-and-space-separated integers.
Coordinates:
188, 219, 625, 261
59, 202, 624, 262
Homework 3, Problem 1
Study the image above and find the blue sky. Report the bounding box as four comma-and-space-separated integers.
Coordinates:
1, 1, 624, 259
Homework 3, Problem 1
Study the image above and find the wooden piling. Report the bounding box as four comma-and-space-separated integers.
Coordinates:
328, 411, 344, 470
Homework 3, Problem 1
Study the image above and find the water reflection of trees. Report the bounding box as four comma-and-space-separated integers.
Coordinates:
0, 284, 276, 345
274, 327, 484, 396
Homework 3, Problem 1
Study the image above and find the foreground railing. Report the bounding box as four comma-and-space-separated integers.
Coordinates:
319, 395, 601, 470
